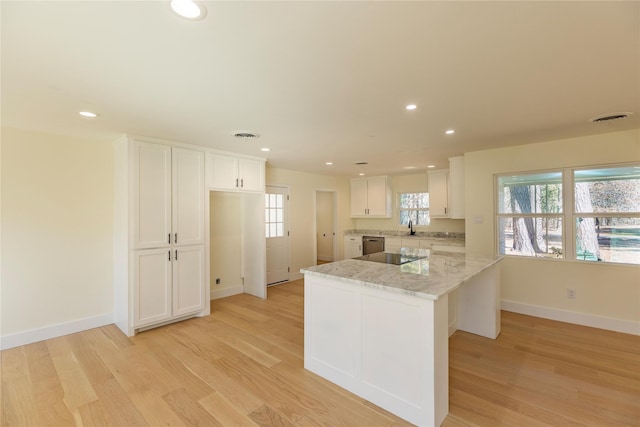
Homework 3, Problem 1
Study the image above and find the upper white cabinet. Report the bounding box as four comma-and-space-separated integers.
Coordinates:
350, 176, 391, 217
427, 170, 449, 218
428, 157, 465, 219
448, 156, 465, 219
206, 153, 265, 192
132, 142, 172, 249
172, 148, 205, 245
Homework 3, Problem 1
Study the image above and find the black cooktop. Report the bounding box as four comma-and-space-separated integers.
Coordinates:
355, 252, 425, 265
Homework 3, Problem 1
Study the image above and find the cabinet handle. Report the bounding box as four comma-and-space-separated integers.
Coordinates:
175, 233, 178, 244
236, 178, 239, 187
445, 207, 447, 214
168, 250, 171, 261
175, 249, 178, 260
168, 233, 171, 244
241, 178, 244, 188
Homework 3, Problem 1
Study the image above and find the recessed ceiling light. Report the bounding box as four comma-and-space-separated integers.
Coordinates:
79, 111, 98, 118
326, 162, 333, 166
359, 173, 365, 176
260, 148, 270, 152
445, 129, 455, 135
403, 166, 417, 170
170, 0, 207, 20
406, 104, 417, 111
427, 165, 436, 168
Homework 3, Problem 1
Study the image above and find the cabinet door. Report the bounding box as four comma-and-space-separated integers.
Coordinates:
448, 156, 465, 219
206, 153, 239, 190
385, 237, 402, 252
172, 148, 205, 246
366, 176, 389, 216
238, 158, 265, 192
173, 245, 206, 317
350, 179, 369, 216
344, 236, 363, 259
133, 248, 172, 327
428, 170, 449, 217
133, 142, 172, 249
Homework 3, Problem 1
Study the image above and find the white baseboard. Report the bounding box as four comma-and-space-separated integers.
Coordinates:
211, 284, 243, 300
317, 255, 334, 262
501, 300, 640, 336
289, 272, 303, 281
0, 313, 114, 351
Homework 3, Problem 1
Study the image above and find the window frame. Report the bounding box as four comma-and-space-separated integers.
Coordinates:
495, 162, 640, 266
398, 192, 430, 227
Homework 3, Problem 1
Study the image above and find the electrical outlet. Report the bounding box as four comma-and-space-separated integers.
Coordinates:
215, 278, 221, 285
567, 288, 576, 299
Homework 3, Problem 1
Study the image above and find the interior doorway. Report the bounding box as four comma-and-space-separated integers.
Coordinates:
315, 190, 337, 264
266, 185, 290, 285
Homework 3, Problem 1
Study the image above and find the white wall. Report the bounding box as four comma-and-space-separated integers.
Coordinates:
1, 127, 114, 346
209, 191, 243, 296
266, 167, 352, 278
353, 173, 465, 233
465, 129, 640, 334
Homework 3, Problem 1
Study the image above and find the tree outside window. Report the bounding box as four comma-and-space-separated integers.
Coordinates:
399, 193, 429, 226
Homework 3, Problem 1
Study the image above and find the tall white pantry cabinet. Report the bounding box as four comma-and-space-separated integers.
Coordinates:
113, 137, 207, 336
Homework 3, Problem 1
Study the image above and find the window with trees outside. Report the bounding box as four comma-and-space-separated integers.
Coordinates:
496, 164, 640, 265
399, 192, 429, 226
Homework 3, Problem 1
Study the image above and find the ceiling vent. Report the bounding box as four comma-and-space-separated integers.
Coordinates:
233, 131, 260, 139
589, 112, 633, 123
354, 161, 368, 165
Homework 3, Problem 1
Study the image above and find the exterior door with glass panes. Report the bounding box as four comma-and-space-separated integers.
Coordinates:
266, 186, 290, 285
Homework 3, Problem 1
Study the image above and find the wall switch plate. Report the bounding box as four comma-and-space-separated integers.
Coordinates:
567, 288, 576, 299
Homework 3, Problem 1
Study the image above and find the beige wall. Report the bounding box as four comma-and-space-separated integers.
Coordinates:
353, 173, 465, 233
209, 192, 243, 292
465, 129, 640, 326
266, 166, 352, 276
1, 127, 114, 336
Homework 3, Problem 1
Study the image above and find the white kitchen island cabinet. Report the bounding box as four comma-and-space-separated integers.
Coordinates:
302, 250, 501, 427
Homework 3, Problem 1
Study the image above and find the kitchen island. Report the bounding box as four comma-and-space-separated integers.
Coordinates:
301, 248, 502, 427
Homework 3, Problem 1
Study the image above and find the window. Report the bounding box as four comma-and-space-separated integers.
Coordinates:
265, 193, 284, 238
399, 192, 429, 226
496, 164, 640, 265
574, 166, 640, 264
497, 171, 564, 258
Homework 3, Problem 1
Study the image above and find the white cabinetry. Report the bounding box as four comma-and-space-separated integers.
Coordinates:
344, 236, 363, 259
427, 169, 449, 218
350, 176, 391, 217
206, 153, 265, 192
428, 157, 465, 219
114, 137, 207, 336
448, 156, 465, 219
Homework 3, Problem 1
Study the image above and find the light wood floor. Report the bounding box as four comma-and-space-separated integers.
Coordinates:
2, 280, 639, 426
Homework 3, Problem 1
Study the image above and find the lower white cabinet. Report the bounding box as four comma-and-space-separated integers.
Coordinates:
133, 245, 205, 329
344, 236, 363, 259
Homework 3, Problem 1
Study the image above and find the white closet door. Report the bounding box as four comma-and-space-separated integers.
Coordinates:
173, 245, 206, 317
133, 142, 172, 249
172, 148, 205, 246
134, 248, 172, 327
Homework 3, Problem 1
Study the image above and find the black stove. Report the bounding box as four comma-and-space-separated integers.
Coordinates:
354, 252, 425, 265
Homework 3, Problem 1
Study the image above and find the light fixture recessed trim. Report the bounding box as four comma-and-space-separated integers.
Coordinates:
405, 104, 417, 111
260, 148, 270, 152
427, 165, 436, 168
79, 111, 98, 118
170, 0, 207, 20
325, 162, 333, 166
403, 166, 417, 170
445, 129, 455, 135
358, 173, 365, 176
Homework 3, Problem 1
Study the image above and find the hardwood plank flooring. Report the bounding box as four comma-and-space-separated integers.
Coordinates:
2, 280, 639, 426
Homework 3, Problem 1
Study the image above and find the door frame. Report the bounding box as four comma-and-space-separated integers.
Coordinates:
314, 189, 338, 265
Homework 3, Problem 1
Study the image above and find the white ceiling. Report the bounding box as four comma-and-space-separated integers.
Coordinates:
2, 1, 639, 177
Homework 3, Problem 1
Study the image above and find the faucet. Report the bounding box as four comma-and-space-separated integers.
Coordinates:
408, 219, 416, 235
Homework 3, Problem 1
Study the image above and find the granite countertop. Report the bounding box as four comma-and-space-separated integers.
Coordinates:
345, 230, 465, 246
301, 248, 501, 300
